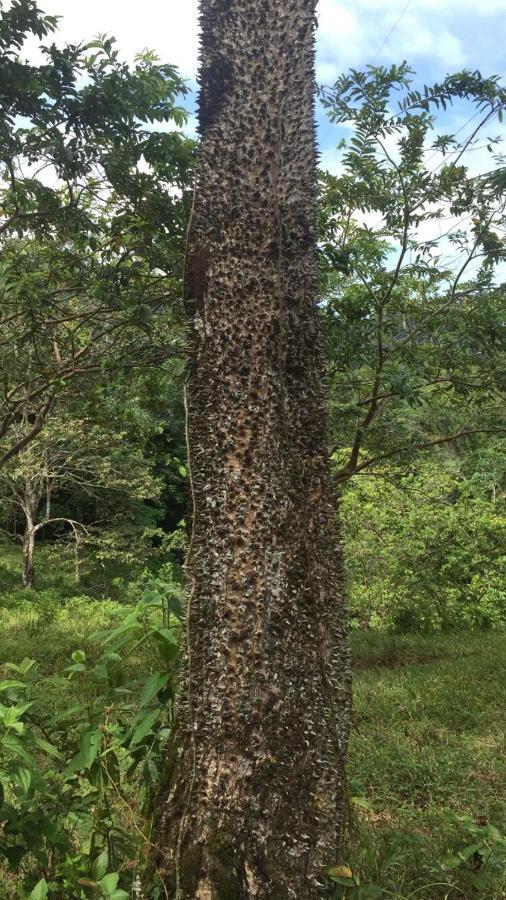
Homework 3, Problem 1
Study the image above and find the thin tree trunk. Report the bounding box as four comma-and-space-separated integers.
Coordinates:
22, 522, 35, 588
155, 2, 351, 897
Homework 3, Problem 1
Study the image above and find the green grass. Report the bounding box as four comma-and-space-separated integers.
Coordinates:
0, 537, 145, 603
1, 553, 505, 898
0, 592, 126, 671
344, 631, 506, 898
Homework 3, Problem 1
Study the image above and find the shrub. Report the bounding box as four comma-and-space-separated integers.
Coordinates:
341, 462, 506, 631
0, 570, 183, 897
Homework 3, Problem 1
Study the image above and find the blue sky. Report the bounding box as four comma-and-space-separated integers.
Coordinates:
315, 0, 506, 168
22, 0, 506, 275
16, 0, 506, 284
27, 0, 505, 166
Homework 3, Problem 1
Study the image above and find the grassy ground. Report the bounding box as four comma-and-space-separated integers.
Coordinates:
1, 545, 505, 898
343, 632, 506, 898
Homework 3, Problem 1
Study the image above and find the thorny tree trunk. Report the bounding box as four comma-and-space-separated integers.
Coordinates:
156, 1, 351, 897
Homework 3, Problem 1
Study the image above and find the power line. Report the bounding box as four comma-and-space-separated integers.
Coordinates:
423, 108, 484, 170
370, 0, 415, 64
318, 1, 416, 152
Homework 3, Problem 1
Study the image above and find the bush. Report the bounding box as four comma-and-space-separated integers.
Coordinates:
0, 570, 183, 897
341, 461, 506, 631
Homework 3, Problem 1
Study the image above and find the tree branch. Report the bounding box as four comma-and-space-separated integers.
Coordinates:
333, 427, 506, 482
0, 396, 54, 468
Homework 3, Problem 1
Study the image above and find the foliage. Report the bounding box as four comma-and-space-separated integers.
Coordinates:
0, 353, 184, 591
341, 454, 506, 631
1, 589, 505, 897
0, 574, 182, 898
318, 63, 506, 480
0, 0, 194, 465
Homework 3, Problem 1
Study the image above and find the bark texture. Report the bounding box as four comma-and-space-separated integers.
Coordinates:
156, 2, 351, 897
22, 523, 35, 588
21, 477, 38, 588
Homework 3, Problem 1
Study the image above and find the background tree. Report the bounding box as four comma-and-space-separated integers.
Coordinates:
318, 64, 506, 481
0, 382, 162, 587
0, 0, 194, 465
341, 447, 506, 631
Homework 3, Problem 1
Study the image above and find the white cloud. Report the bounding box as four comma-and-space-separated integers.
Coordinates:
8, 0, 505, 157
316, 2, 468, 78
342, 0, 504, 14
380, 17, 465, 68
13, 1, 504, 91
318, 146, 344, 176
22, 0, 200, 76
317, 0, 363, 51
412, 0, 504, 11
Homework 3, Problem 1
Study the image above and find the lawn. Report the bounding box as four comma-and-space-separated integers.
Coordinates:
342, 632, 506, 898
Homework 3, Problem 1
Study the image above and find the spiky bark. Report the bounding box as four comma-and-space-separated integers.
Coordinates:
156, 2, 351, 897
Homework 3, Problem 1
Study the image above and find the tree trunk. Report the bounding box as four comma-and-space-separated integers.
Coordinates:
22, 522, 35, 588
155, 2, 351, 897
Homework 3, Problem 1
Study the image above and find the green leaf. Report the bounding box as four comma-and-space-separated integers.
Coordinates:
352, 796, 374, 811
104, 749, 120, 785
0, 680, 26, 692
63, 752, 84, 780
14, 701, 33, 717
153, 627, 180, 664
154, 627, 178, 645
130, 707, 160, 745
32, 735, 62, 759
65, 662, 87, 674
13, 767, 32, 794
18, 658, 37, 676
141, 590, 162, 606
99, 872, 119, 895
458, 842, 484, 860
47, 704, 86, 725
80, 727, 102, 769
101, 614, 139, 645
444, 855, 463, 870
29, 879, 48, 900
5, 659, 36, 677
92, 849, 109, 881
0, 734, 34, 765
169, 596, 183, 620
44, 675, 73, 689
139, 672, 170, 707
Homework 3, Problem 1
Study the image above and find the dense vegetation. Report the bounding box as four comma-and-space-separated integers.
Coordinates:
0, 2, 504, 897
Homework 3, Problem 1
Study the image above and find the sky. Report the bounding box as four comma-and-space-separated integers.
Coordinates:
25, 0, 506, 82
16, 0, 506, 275
23, 0, 506, 162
